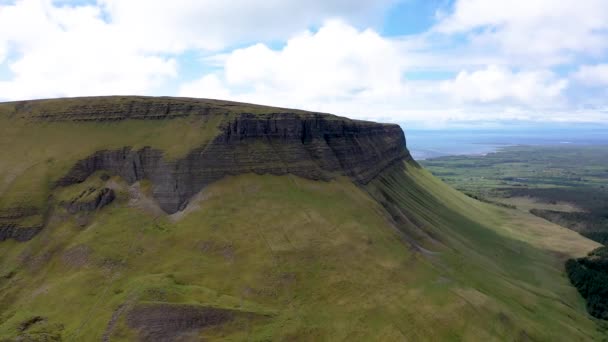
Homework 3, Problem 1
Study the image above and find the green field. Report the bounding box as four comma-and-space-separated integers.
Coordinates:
422, 145, 608, 243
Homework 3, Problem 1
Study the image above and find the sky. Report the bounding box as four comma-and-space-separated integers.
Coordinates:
1, 0, 608, 128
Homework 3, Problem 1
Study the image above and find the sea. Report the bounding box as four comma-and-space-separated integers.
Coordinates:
405, 128, 608, 160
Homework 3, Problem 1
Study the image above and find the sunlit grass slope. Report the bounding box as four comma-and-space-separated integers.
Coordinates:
0, 110, 221, 222
0, 160, 603, 341
0, 96, 344, 221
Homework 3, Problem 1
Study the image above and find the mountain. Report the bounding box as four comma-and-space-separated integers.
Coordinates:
0, 96, 603, 341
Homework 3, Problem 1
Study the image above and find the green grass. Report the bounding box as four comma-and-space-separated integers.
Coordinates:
422, 145, 608, 197
0, 96, 334, 120
422, 145, 608, 322
0, 98, 604, 340
0, 107, 226, 224
0, 96, 361, 222
0, 162, 603, 340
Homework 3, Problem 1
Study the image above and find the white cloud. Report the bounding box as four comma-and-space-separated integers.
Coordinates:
179, 20, 410, 115
178, 74, 231, 100
0, 45, 5, 65
440, 65, 568, 105
435, 0, 608, 64
0, 0, 176, 100
0, 0, 606, 126
180, 22, 578, 125
0, 0, 396, 101
573, 64, 608, 87
98, 0, 397, 52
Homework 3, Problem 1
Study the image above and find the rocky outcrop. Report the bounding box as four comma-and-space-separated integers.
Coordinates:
0, 207, 44, 242
0, 225, 43, 242
126, 303, 267, 342
61, 188, 115, 214
57, 112, 410, 213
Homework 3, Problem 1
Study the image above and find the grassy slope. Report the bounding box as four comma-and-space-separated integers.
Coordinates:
0, 96, 322, 120
0, 161, 603, 341
0, 113, 223, 212
0, 96, 352, 219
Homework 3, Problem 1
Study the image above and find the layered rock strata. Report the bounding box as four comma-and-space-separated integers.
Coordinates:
57, 112, 409, 213
0, 225, 43, 242
1, 97, 412, 241
0, 207, 43, 242
61, 188, 116, 214
126, 303, 267, 342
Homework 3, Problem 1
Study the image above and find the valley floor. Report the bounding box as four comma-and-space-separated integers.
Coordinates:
422, 145, 608, 245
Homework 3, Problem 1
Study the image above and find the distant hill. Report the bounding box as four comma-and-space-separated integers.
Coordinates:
0, 97, 603, 341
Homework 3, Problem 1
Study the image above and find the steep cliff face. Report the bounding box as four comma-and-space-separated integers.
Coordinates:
0, 97, 411, 240
57, 112, 409, 214
0, 207, 43, 242
0, 225, 43, 242
61, 188, 115, 214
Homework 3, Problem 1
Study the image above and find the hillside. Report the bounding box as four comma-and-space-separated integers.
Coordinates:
421, 145, 608, 320
0, 97, 604, 341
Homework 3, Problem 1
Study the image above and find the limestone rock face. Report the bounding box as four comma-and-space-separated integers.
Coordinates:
0, 225, 42, 242
0, 207, 43, 242
126, 303, 267, 342
58, 112, 410, 214
1, 97, 412, 242
62, 188, 116, 214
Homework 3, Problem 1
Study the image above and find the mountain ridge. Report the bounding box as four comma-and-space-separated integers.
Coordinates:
1, 96, 408, 239
0, 96, 603, 341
